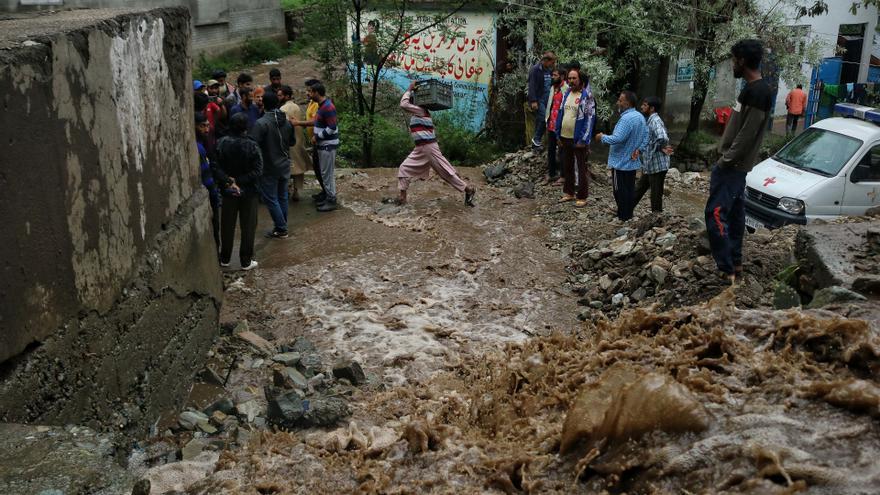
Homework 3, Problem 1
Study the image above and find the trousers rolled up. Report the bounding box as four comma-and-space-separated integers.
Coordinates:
705, 164, 747, 275
397, 141, 467, 192
318, 147, 337, 200
220, 194, 258, 266
634, 170, 668, 213
560, 137, 589, 199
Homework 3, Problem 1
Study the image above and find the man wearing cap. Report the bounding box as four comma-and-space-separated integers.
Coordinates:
206, 79, 228, 136
193, 80, 207, 95
264, 68, 283, 95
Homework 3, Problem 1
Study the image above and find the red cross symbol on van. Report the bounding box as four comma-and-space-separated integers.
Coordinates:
763, 177, 777, 187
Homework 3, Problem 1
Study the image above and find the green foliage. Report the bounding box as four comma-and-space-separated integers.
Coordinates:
337, 111, 411, 167
240, 37, 288, 65
193, 37, 290, 81
776, 264, 800, 284
336, 109, 500, 167
280, 0, 314, 10
433, 113, 500, 165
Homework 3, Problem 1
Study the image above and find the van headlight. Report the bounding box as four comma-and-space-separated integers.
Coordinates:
777, 197, 805, 215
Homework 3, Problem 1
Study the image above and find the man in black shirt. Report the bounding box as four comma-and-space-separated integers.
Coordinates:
215, 113, 263, 270
251, 92, 297, 239
705, 39, 773, 283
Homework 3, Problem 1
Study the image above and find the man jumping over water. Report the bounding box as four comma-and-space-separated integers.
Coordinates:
396, 81, 476, 206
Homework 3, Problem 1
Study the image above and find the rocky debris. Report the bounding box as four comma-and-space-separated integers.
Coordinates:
235, 330, 276, 356
274, 367, 309, 390
773, 282, 801, 309
181, 438, 210, 461
272, 352, 301, 366
267, 391, 306, 428
807, 286, 868, 308
302, 397, 351, 427
203, 397, 234, 417
235, 400, 263, 423
130, 479, 150, 495
178, 410, 209, 431
569, 213, 797, 316
513, 181, 535, 199
332, 360, 367, 385
266, 392, 350, 429
298, 353, 323, 377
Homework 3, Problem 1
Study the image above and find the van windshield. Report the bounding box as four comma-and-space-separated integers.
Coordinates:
773, 128, 862, 177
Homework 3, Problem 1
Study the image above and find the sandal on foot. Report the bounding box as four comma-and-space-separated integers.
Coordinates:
465, 186, 476, 207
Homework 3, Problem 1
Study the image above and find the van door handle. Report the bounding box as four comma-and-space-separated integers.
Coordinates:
834, 201, 840, 205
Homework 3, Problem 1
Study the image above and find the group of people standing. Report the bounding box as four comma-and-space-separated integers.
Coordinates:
194, 69, 340, 270
527, 51, 673, 221
527, 40, 774, 285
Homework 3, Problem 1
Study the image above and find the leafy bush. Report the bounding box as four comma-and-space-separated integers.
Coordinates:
336, 111, 411, 167
240, 37, 288, 65
433, 112, 500, 165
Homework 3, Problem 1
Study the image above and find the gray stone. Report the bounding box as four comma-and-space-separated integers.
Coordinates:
267, 392, 306, 428
203, 397, 235, 416
773, 283, 801, 310
179, 410, 209, 430
235, 400, 262, 423
298, 354, 323, 376
666, 167, 682, 182
589, 300, 604, 309
513, 181, 535, 199
631, 287, 647, 302
599, 274, 613, 291
233, 320, 250, 334
649, 265, 668, 285
654, 232, 678, 249
807, 286, 867, 309
332, 361, 366, 385
280, 367, 309, 389
196, 420, 217, 434
611, 293, 625, 306
131, 479, 151, 495
181, 438, 209, 461
236, 330, 275, 356
272, 352, 301, 366
285, 338, 316, 354
687, 217, 705, 231
302, 397, 351, 427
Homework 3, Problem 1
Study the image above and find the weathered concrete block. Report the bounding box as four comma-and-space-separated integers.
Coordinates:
796, 221, 880, 296
0, 8, 222, 435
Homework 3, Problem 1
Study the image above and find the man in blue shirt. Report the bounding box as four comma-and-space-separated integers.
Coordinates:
229, 87, 262, 130
596, 90, 648, 221
527, 51, 556, 149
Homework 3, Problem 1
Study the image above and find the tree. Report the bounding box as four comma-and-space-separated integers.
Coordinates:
496, 0, 824, 142
302, 0, 468, 166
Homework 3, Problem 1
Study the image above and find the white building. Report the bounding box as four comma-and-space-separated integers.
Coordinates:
765, 0, 879, 119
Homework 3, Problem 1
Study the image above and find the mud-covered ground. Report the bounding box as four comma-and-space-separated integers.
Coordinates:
139, 156, 880, 494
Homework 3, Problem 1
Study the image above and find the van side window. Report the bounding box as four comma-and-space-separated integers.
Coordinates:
854, 145, 880, 182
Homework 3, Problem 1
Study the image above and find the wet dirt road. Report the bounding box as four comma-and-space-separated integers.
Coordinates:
171, 164, 880, 495
222, 167, 578, 391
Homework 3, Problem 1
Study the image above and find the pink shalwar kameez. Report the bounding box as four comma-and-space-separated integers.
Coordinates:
397, 90, 468, 193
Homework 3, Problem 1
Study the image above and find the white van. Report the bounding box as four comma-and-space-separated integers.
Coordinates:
745, 103, 880, 230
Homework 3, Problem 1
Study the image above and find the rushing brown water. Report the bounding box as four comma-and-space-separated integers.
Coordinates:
153, 167, 880, 494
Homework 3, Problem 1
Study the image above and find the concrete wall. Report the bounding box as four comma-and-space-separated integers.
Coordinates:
0, 7, 222, 433
0, 0, 286, 55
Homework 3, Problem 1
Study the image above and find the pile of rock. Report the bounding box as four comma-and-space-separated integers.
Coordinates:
566, 213, 797, 317
167, 324, 369, 462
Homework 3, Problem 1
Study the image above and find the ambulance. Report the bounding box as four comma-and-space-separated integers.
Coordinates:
744, 103, 880, 230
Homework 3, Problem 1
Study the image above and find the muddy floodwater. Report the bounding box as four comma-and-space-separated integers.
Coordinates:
151, 166, 880, 493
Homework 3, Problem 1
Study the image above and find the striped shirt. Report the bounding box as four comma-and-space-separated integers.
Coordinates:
314, 97, 339, 149
641, 113, 670, 174
399, 90, 436, 145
